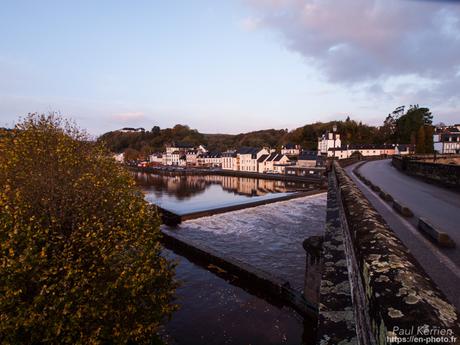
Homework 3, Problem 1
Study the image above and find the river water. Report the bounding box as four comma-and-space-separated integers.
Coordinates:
135, 172, 317, 214
135, 173, 326, 344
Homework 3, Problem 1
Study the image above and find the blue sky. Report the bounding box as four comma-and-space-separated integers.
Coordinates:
1, 0, 459, 134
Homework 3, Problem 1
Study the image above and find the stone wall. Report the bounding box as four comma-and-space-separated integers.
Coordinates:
332, 161, 460, 345
392, 155, 460, 189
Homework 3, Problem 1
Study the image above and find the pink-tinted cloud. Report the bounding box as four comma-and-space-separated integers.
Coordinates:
243, 0, 460, 98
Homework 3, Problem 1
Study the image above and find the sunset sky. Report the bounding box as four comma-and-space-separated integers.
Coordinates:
1, 0, 459, 134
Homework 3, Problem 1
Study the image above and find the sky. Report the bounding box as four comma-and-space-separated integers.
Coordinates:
1, 0, 459, 135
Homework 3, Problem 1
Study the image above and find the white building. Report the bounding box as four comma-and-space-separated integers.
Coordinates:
433, 127, 460, 154
149, 153, 164, 165
165, 142, 196, 166
236, 147, 270, 172
281, 144, 301, 156
197, 152, 222, 167
318, 132, 341, 155
222, 150, 237, 170
257, 153, 291, 173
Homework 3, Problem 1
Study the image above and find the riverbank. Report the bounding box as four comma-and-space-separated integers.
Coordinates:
132, 165, 326, 184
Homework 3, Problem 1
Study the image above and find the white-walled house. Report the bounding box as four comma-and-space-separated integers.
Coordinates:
281, 144, 301, 156
149, 153, 164, 165
222, 150, 237, 170
257, 153, 291, 173
318, 132, 341, 155
197, 152, 222, 167
433, 127, 460, 154
236, 147, 270, 172
165, 142, 196, 166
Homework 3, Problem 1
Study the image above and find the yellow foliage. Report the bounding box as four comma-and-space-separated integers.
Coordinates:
0, 114, 177, 344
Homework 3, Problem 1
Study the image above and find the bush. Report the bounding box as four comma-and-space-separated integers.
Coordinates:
0, 114, 177, 344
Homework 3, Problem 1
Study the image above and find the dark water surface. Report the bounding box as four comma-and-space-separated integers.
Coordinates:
135, 173, 316, 215
162, 248, 313, 345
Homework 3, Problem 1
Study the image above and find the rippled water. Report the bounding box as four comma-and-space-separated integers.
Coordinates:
162, 248, 313, 345
163, 193, 327, 291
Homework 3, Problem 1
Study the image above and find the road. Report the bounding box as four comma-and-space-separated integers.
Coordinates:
345, 160, 460, 310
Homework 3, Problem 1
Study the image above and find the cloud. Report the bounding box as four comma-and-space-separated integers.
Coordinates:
243, 0, 460, 104
240, 16, 263, 31
112, 111, 145, 122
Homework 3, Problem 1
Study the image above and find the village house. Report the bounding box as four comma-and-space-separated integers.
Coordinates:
318, 131, 341, 155
148, 153, 164, 165
297, 151, 320, 167
236, 147, 270, 172
164, 142, 202, 166
281, 144, 301, 157
257, 152, 291, 173
197, 151, 222, 168
113, 152, 125, 163
222, 150, 237, 170
433, 126, 460, 154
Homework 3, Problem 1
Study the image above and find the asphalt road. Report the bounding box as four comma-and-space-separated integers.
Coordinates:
345, 160, 460, 310
359, 159, 460, 250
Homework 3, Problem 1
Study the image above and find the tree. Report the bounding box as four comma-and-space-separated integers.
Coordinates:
416, 126, 426, 154
0, 114, 177, 344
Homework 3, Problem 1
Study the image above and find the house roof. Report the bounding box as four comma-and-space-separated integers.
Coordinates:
282, 143, 299, 150
298, 151, 318, 161
257, 154, 269, 162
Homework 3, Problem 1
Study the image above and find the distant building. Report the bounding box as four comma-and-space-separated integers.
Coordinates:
165, 142, 201, 166
149, 153, 164, 165
281, 143, 301, 157
297, 151, 319, 167
113, 152, 125, 163
257, 152, 291, 173
318, 132, 341, 155
433, 126, 460, 154
236, 147, 270, 172
222, 150, 237, 170
197, 151, 222, 167
118, 127, 145, 133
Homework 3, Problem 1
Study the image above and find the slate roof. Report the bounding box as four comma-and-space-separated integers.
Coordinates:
298, 151, 318, 161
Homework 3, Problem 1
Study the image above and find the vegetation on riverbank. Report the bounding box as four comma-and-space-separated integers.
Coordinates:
98, 105, 435, 157
0, 114, 177, 344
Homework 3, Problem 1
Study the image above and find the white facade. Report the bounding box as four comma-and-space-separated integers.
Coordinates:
433, 132, 460, 154
318, 132, 341, 155
113, 153, 125, 162
238, 148, 269, 172
281, 144, 301, 156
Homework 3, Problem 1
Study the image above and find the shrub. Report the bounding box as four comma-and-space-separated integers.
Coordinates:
0, 114, 177, 344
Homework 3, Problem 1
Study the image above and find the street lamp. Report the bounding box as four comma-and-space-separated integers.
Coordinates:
332, 124, 337, 159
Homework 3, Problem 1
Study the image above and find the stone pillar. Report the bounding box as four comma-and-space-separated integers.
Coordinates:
303, 235, 323, 305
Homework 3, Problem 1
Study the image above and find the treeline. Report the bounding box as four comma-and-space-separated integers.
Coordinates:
98, 105, 435, 157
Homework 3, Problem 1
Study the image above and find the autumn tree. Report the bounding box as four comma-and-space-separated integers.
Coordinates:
0, 114, 177, 344
416, 125, 426, 154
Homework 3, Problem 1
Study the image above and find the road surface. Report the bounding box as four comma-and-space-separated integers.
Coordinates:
345, 160, 460, 310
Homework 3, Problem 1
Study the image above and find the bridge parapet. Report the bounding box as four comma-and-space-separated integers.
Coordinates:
318, 162, 460, 344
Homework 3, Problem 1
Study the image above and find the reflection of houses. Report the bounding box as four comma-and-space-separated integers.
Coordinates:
257, 152, 292, 174
433, 125, 460, 154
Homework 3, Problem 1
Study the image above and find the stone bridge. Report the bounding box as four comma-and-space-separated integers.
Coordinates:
311, 161, 460, 344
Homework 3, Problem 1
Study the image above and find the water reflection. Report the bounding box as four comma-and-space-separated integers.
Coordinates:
134, 173, 317, 214
162, 248, 313, 345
